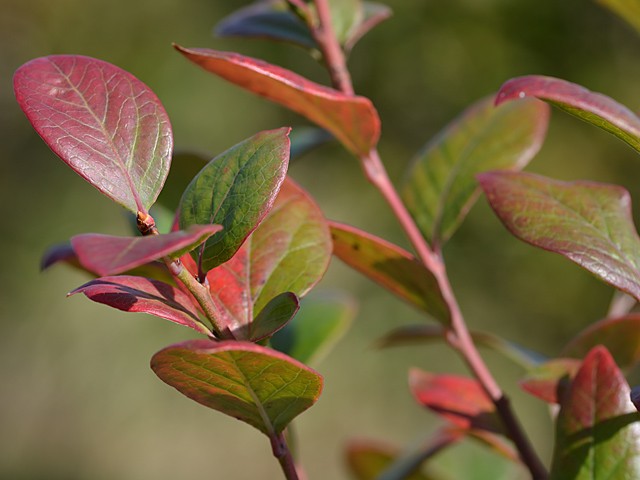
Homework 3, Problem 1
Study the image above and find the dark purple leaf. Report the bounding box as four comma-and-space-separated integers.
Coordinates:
70, 276, 209, 335
479, 171, 640, 301
14, 55, 172, 213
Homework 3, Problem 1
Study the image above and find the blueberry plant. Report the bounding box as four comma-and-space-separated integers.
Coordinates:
14, 0, 640, 479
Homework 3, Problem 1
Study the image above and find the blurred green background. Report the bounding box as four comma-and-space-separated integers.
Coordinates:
3, 0, 640, 479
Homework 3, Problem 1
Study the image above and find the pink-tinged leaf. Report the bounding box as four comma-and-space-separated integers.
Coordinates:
479, 171, 640, 301
597, 0, 640, 34
174, 45, 380, 157
71, 224, 221, 277
562, 314, 640, 372
14, 55, 172, 214
330, 221, 450, 324
150, 339, 323, 436
550, 346, 640, 479
402, 96, 549, 246
519, 358, 581, 404
41, 243, 80, 271
69, 276, 209, 335
215, 0, 317, 49
345, 438, 447, 480
179, 128, 290, 273
206, 177, 332, 339
344, 2, 393, 52
377, 324, 544, 369
496, 75, 640, 154
409, 368, 503, 434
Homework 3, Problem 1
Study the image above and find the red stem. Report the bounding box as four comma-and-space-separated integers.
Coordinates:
311, 2, 548, 478
271, 433, 301, 480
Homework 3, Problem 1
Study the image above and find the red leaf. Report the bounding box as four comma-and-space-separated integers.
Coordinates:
71, 224, 221, 276
519, 358, 581, 404
409, 368, 502, 434
14, 55, 172, 213
174, 45, 380, 156
70, 276, 209, 335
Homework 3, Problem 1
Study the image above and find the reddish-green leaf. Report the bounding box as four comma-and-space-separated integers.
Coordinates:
174, 45, 380, 157
597, 0, 640, 33
14, 55, 172, 214
563, 314, 640, 372
206, 177, 331, 339
70, 276, 210, 335
550, 346, 640, 479
345, 439, 444, 480
402, 96, 549, 246
330, 221, 450, 324
71, 225, 221, 277
215, 0, 317, 49
479, 171, 640, 301
377, 324, 544, 369
179, 128, 290, 273
409, 368, 503, 434
271, 292, 356, 365
519, 358, 581, 404
497, 75, 640, 154
151, 340, 323, 436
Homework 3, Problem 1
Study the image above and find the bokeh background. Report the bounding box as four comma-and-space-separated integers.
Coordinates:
3, 0, 640, 479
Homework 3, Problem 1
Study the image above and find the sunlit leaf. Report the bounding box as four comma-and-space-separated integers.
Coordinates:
597, 0, 640, 33
497, 75, 640, 154
71, 225, 221, 277
409, 368, 503, 434
174, 45, 380, 157
330, 221, 450, 324
14, 55, 172, 214
271, 292, 356, 365
70, 276, 210, 335
151, 339, 323, 436
479, 171, 640, 301
550, 346, 640, 479
562, 314, 640, 372
402, 96, 549, 246
206, 177, 332, 339
179, 128, 290, 273
519, 358, 581, 404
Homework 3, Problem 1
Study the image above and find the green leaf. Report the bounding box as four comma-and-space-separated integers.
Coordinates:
497, 75, 640, 154
151, 339, 323, 436
327, 0, 364, 44
562, 314, 640, 372
479, 171, 640, 302
174, 45, 380, 157
246, 292, 299, 342
205, 177, 332, 339
597, 0, 640, 33
270, 292, 356, 365
179, 128, 290, 273
550, 346, 640, 479
14, 55, 172, 214
329, 221, 451, 324
402, 96, 549, 246
344, 2, 393, 52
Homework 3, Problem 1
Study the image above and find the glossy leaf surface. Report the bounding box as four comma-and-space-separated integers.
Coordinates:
402, 96, 549, 246
71, 225, 221, 277
151, 340, 323, 436
550, 346, 640, 479
562, 314, 640, 372
70, 276, 209, 335
598, 0, 640, 33
519, 358, 581, 404
271, 292, 356, 365
14, 55, 172, 213
215, 0, 316, 49
179, 128, 290, 272
175, 45, 380, 156
479, 171, 640, 301
205, 178, 331, 339
330, 222, 450, 323
497, 75, 640, 154
377, 324, 544, 369
409, 368, 502, 434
